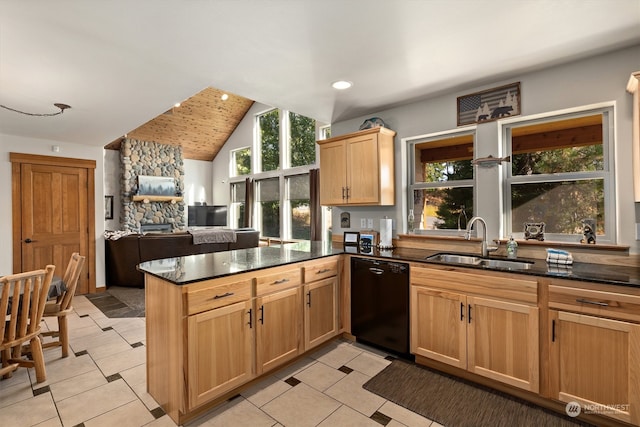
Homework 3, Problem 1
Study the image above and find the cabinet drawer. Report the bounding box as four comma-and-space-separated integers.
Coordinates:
303, 258, 339, 283
549, 282, 640, 322
186, 279, 253, 315
256, 267, 301, 296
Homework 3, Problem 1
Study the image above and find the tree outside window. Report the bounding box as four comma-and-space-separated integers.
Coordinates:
257, 177, 280, 238
287, 174, 310, 240
289, 112, 316, 168
259, 109, 280, 172
230, 182, 246, 228
231, 147, 251, 176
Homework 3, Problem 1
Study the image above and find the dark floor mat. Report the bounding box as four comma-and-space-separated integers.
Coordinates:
86, 287, 145, 318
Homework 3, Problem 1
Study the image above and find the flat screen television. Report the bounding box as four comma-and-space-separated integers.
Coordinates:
188, 205, 228, 227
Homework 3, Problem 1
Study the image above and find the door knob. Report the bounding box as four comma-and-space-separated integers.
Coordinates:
24, 238, 33, 243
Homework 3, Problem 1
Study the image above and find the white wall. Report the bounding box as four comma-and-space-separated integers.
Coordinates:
184, 159, 214, 207
0, 134, 107, 286
329, 44, 640, 254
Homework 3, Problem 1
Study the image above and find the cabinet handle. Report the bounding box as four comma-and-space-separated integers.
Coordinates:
369, 267, 384, 275
342, 187, 346, 200
273, 278, 290, 285
259, 305, 264, 324
345, 186, 350, 200
552, 319, 556, 342
212, 292, 234, 300
468, 304, 472, 323
247, 308, 253, 329
307, 291, 311, 307
460, 302, 464, 321
576, 298, 609, 307
316, 268, 331, 274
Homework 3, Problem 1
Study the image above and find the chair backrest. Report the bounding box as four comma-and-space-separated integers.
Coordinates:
1, 265, 55, 347
58, 253, 86, 311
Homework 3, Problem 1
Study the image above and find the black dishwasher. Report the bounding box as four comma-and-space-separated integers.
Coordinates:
350, 257, 412, 359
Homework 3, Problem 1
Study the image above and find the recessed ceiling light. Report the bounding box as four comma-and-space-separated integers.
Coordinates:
174, 102, 181, 108
221, 93, 229, 101
332, 80, 353, 90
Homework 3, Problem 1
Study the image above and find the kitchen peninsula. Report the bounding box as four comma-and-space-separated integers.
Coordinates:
139, 242, 343, 424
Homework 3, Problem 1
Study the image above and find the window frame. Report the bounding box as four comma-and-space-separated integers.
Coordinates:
228, 107, 322, 239
406, 127, 477, 235
500, 104, 616, 243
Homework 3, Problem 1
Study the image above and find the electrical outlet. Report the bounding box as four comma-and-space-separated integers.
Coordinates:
367, 218, 373, 229
360, 218, 367, 228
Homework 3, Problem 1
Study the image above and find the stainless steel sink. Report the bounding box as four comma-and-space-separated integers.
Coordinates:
426, 253, 483, 265
426, 253, 533, 270
478, 258, 533, 270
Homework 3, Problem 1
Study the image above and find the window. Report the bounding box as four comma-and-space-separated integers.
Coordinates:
407, 131, 475, 232
258, 109, 280, 172
231, 147, 251, 177
230, 182, 246, 228
232, 108, 321, 240
289, 112, 316, 168
504, 108, 614, 242
286, 174, 310, 240
257, 177, 280, 238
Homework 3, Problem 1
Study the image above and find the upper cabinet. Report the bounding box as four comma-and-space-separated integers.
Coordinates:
317, 127, 396, 206
627, 71, 640, 202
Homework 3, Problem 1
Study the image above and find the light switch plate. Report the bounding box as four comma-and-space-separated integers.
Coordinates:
367, 218, 373, 229
360, 218, 367, 228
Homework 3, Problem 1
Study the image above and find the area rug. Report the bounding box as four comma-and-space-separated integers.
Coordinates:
363, 359, 593, 427
86, 286, 145, 318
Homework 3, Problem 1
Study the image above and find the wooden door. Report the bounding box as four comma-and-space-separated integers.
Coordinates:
549, 310, 640, 425
346, 134, 380, 204
304, 277, 338, 351
467, 296, 539, 393
187, 300, 254, 409
319, 141, 347, 205
11, 153, 95, 294
255, 287, 302, 375
410, 285, 467, 369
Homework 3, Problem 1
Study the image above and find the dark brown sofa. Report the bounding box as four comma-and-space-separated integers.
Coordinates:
105, 228, 260, 288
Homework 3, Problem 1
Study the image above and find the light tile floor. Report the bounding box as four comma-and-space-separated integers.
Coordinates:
0, 295, 440, 427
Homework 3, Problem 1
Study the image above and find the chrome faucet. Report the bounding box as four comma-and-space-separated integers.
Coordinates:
465, 216, 499, 257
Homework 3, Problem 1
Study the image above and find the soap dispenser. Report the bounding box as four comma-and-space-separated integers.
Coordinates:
506, 236, 518, 259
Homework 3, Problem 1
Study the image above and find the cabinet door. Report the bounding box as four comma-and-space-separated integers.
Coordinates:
319, 141, 348, 205
304, 277, 338, 351
410, 286, 467, 369
187, 300, 254, 409
549, 310, 640, 425
256, 287, 303, 375
346, 134, 380, 204
467, 296, 539, 393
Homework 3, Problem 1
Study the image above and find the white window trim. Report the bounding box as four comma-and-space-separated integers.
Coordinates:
403, 126, 477, 235
499, 102, 616, 243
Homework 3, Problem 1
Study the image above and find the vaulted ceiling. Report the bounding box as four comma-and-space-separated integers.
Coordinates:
1, 0, 639, 161
104, 87, 253, 161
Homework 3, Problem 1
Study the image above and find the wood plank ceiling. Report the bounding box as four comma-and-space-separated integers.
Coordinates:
104, 87, 254, 161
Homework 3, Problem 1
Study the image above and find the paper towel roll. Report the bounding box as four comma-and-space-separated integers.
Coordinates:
379, 217, 393, 249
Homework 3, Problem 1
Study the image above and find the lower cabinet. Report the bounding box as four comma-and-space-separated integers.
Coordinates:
304, 276, 338, 351
548, 280, 640, 425
187, 300, 254, 409
255, 286, 303, 375
410, 265, 539, 393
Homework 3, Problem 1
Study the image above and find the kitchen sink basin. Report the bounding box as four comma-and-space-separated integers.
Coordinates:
426, 253, 533, 270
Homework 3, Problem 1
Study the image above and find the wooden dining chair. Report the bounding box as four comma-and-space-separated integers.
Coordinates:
0, 265, 55, 383
42, 253, 86, 358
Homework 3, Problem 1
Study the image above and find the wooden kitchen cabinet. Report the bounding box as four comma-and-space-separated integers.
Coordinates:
317, 127, 396, 206
255, 266, 303, 375
187, 300, 254, 409
410, 264, 539, 393
304, 277, 338, 350
548, 280, 640, 425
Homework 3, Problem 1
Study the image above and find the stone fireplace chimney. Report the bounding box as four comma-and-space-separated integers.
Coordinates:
120, 139, 186, 232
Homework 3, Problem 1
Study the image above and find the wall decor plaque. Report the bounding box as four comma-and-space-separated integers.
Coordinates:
457, 82, 521, 126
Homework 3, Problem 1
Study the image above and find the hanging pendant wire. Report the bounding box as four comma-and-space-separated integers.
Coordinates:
0, 103, 71, 116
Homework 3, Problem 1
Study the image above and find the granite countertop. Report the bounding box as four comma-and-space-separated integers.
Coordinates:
137, 241, 340, 285
348, 246, 640, 288
138, 242, 640, 288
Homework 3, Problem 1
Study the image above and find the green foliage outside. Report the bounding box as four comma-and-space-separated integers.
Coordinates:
234, 148, 251, 176
260, 109, 280, 172
289, 112, 316, 167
